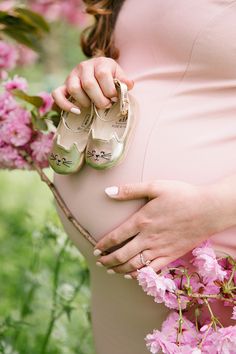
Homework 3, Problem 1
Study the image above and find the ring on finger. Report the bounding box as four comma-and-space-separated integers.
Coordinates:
139, 251, 151, 267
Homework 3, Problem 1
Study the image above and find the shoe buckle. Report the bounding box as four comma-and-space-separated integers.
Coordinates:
114, 78, 129, 116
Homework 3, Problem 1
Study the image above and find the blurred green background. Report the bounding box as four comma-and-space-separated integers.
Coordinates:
0, 19, 95, 354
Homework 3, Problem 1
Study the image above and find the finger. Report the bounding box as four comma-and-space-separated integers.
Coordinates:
98, 236, 147, 268
147, 256, 176, 272
94, 214, 140, 254
115, 65, 134, 90
126, 256, 175, 280
80, 63, 112, 109
104, 181, 163, 200
125, 270, 138, 279
94, 65, 117, 99
66, 74, 91, 108
51, 85, 81, 113
110, 249, 153, 273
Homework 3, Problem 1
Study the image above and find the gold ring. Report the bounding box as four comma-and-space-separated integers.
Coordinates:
139, 251, 151, 266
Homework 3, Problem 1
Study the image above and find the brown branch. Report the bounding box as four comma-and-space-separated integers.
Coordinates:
33, 163, 97, 247
177, 290, 236, 304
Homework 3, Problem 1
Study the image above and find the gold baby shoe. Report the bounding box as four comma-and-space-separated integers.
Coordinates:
85, 78, 137, 170
49, 103, 94, 175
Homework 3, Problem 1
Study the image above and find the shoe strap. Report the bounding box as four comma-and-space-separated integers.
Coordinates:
93, 78, 129, 122
114, 78, 129, 115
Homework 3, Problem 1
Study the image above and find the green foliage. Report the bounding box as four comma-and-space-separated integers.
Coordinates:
0, 3, 93, 352
11, 90, 60, 131
0, 7, 49, 51
12, 89, 44, 108
0, 171, 94, 354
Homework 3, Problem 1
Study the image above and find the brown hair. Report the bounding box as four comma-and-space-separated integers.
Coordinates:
80, 0, 125, 59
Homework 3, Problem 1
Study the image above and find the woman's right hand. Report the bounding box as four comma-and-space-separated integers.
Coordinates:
52, 57, 134, 114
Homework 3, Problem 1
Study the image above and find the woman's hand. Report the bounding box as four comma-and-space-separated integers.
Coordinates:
94, 180, 233, 278
52, 57, 134, 113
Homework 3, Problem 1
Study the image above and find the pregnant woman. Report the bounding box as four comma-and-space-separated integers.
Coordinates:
52, 0, 236, 353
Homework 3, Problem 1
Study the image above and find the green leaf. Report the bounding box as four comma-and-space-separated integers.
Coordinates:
63, 304, 76, 322
2, 27, 41, 51
12, 89, 44, 108
0, 10, 9, 19
31, 115, 48, 131
0, 13, 34, 32
14, 8, 50, 33
0, 9, 49, 50
43, 110, 60, 126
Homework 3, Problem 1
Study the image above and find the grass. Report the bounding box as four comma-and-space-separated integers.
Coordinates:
0, 13, 95, 353
0, 170, 94, 354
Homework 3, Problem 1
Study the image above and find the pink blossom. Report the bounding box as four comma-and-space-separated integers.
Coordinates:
0, 0, 15, 11
13, 108, 31, 125
30, 132, 53, 167
231, 306, 236, 321
16, 45, 39, 66
162, 312, 198, 347
145, 330, 180, 354
2, 106, 31, 125
0, 41, 18, 72
30, 0, 86, 25
180, 346, 202, 354
0, 92, 18, 119
202, 282, 220, 296
38, 92, 54, 115
3, 75, 28, 92
192, 241, 227, 283
0, 144, 29, 170
0, 70, 8, 81
0, 114, 32, 147
164, 292, 188, 310
210, 326, 236, 353
137, 266, 176, 305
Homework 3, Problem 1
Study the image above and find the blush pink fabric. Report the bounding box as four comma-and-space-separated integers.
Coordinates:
54, 1, 236, 353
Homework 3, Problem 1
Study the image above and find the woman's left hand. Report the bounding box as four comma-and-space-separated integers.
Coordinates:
94, 179, 231, 278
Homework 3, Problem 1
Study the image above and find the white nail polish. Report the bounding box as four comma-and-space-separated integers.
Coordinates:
124, 274, 132, 279
96, 261, 103, 267
107, 269, 115, 274
70, 107, 81, 115
93, 249, 102, 256
111, 97, 118, 102
105, 186, 118, 196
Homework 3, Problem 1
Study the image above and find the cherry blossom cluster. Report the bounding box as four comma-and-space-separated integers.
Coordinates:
30, 0, 86, 25
137, 241, 236, 353
0, 0, 86, 25
0, 40, 38, 81
0, 75, 54, 169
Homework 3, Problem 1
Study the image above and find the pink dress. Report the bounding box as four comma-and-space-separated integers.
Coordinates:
54, 1, 236, 353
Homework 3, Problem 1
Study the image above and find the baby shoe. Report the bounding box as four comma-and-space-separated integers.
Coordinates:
85, 78, 137, 170
49, 102, 94, 175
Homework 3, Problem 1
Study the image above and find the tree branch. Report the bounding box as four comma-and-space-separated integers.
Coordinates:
33, 163, 96, 247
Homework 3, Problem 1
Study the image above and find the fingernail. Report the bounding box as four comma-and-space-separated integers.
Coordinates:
70, 107, 81, 115
124, 274, 133, 279
105, 186, 118, 196
111, 97, 118, 102
107, 269, 115, 274
96, 261, 103, 267
93, 249, 102, 256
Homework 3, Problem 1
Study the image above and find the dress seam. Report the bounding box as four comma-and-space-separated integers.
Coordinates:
140, 0, 236, 182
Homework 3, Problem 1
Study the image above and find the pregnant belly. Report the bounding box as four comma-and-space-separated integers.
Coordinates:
53, 82, 167, 243
53, 162, 146, 242
53, 82, 236, 258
